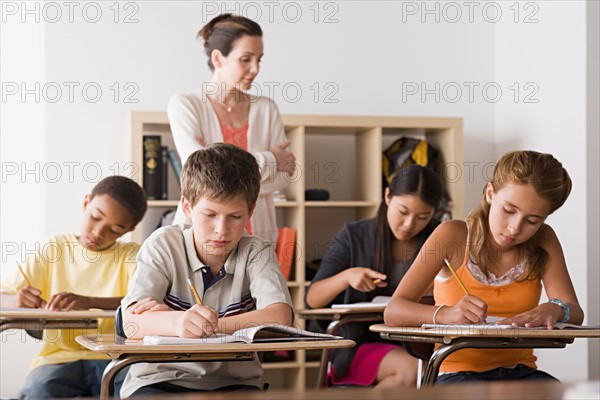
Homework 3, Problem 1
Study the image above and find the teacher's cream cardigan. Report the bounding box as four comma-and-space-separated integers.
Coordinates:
167, 92, 290, 243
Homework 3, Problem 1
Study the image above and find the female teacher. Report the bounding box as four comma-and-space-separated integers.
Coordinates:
168, 14, 295, 243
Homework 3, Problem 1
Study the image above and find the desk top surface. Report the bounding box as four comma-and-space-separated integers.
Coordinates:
370, 324, 600, 338
297, 306, 386, 317
0, 308, 115, 320
76, 334, 355, 356
137, 380, 598, 400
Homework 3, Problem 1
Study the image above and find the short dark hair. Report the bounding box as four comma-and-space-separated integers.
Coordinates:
91, 176, 148, 227
197, 14, 263, 72
181, 143, 260, 211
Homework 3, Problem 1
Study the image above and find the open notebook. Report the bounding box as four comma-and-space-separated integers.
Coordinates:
331, 296, 391, 309
143, 324, 343, 345
422, 316, 600, 330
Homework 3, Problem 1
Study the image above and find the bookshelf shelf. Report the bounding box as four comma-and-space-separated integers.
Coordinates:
147, 200, 179, 207
128, 112, 464, 389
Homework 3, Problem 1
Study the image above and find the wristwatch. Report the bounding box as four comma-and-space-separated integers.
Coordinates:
549, 298, 570, 323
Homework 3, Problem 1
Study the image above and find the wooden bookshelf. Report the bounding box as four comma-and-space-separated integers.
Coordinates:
127, 112, 464, 389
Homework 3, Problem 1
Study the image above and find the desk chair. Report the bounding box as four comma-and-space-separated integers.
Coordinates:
318, 296, 435, 389
115, 306, 126, 340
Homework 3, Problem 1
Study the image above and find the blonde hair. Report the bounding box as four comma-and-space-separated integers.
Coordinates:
467, 150, 572, 278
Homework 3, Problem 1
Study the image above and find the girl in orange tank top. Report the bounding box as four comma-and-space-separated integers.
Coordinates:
384, 150, 584, 383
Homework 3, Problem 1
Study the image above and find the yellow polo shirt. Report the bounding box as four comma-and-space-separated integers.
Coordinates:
1, 233, 138, 369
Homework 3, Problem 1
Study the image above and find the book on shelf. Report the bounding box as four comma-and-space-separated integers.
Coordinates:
167, 149, 182, 184
331, 295, 391, 309
276, 227, 296, 281
160, 146, 169, 200
142, 135, 162, 200
143, 324, 342, 345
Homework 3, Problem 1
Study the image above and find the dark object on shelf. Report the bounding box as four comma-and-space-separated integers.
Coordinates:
160, 146, 169, 200
305, 258, 322, 281
143, 135, 162, 200
259, 350, 294, 363
305, 189, 330, 201
155, 209, 177, 230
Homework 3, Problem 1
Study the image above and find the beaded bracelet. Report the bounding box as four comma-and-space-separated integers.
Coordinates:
432, 304, 447, 324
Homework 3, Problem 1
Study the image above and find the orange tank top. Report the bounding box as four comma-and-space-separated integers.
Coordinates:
220, 122, 252, 235
433, 250, 542, 373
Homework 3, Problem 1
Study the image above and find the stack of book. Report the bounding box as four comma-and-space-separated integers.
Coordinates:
143, 135, 181, 200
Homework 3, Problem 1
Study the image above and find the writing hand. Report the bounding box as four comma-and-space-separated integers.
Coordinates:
442, 295, 488, 324
45, 292, 91, 311
130, 297, 173, 314
344, 267, 387, 292
16, 286, 46, 309
271, 140, 296, 176
176, 304, 219, 338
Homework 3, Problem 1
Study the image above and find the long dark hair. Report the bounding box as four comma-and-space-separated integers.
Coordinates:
372, 165, 443, 274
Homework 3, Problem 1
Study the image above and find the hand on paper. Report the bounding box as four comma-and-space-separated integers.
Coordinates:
271, 140, 296, 176
176, 304, 219, 338
130, 297, 172, 314
443, 295, 488, 324
496, 303, 561, 330
344, 267, 387, 292
45, 292, 90, 311
16, 286, 46, 309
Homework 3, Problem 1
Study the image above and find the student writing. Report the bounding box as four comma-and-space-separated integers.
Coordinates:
120, 143, 294, 397
0, 176, 147, 399
384, 150, 584, 383
305, 165, 443, 388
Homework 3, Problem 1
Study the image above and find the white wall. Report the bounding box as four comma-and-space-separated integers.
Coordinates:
494, 0, 593, 381
0, 1, 596, 396
0, 4, 46, 392
586, 0, 600, 380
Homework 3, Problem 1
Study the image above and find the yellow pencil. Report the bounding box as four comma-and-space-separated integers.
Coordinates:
186, 276, 203, 306
444, 258, 470, 295
17, 262, 32, 287
373, 279, 381, 284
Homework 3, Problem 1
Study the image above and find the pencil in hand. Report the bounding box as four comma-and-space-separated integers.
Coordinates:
443, 258, 470, 296
186, 276, 203, 306
17, 262, 32, 287
16, 261, 46, 308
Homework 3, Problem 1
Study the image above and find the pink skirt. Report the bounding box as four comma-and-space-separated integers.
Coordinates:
326, 342, 399, 386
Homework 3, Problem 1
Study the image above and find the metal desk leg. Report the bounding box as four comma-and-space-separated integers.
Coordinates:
316, 319, 343, 389
100, 352, 256, 399
421, 337, 572, 387
316, 314, 384, 389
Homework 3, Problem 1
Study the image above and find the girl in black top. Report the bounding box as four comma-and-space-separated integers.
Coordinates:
306, 165, 443, 388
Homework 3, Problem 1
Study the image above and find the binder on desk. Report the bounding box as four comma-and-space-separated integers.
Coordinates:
276, 227, 296, 281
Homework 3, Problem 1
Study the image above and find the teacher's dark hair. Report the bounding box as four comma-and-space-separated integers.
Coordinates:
198, 14, 262, 72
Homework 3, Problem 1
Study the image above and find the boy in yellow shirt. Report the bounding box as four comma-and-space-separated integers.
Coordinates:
1, 176, 147, 399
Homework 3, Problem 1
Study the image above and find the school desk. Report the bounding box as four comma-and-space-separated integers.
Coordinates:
122, 380, 599, 400
75, 334, 356, 399
0, 307, 115, 333
369, 324, 600, 386
297, 306, 385, 387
